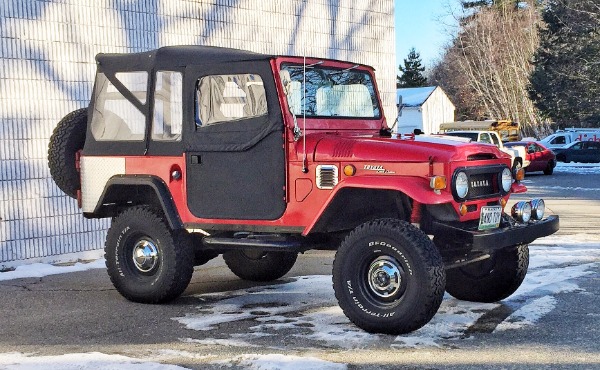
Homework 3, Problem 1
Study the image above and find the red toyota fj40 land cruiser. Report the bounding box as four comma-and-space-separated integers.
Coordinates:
48, 46, 559, 334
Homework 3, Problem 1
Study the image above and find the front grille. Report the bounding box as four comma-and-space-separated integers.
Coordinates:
316, 165, 338, 189
468, 173, 496, 198
453, 165, 505, 201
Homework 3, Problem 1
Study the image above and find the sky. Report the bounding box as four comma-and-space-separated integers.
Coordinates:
395, 0, 461, 70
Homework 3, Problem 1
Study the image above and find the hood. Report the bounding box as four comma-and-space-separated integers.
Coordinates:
311, 134, 509, 163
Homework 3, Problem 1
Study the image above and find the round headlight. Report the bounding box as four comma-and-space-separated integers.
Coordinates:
501, 168, 512, 193
454, 171, 469, 199
530, 199, 545, 220
511, 201, 532, 223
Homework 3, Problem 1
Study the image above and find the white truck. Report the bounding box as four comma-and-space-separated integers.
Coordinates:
442, 131, 528, 170
540, 128, 600, 149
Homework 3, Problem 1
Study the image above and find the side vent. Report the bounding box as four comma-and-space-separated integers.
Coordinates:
316, 165, 339, 189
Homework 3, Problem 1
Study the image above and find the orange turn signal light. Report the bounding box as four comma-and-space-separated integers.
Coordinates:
514, 168, 525, 182
429, 176, 447, 190
500, 197, 507, 208
343, 165, 356, 176
459, 203, 468, 216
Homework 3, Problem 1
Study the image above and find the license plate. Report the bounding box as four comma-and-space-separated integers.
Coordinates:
479, 206, 502, 230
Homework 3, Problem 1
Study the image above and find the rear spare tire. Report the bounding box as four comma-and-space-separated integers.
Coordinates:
48, 108, 88, 198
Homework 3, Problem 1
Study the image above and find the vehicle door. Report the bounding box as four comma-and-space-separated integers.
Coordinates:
527, 143, 543, 171
569, 142, 585, 162
584, 142, 600, 163
183, 63, 286, 220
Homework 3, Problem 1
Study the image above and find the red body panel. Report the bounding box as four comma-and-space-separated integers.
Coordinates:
114, 56, 522, 235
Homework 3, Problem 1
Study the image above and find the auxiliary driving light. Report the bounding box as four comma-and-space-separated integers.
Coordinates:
530, 198, 545, 220
511, 201, 532, 223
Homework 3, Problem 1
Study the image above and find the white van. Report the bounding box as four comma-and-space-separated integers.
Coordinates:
540, 129, 600, 149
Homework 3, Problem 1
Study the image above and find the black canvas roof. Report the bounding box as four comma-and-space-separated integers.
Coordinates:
96, 45, 274, 71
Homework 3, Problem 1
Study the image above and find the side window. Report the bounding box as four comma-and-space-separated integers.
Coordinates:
480, 133, 491, 144
195, 74, 267, 127
490, 133, 501, 147
152, 71, 183, 141
572, 142, 583, 149
553, 136, 566, 145
90, 72, 147, 141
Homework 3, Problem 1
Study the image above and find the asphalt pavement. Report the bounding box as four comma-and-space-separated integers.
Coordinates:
1, 166, 599, 369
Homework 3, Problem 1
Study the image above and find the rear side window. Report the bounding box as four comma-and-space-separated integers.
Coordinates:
152, 71, 183, 141
90, 72, 147, 141
195, 74, 267, 127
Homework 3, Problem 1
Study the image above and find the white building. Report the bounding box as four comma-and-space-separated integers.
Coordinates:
395, 86, 455, 135
0, 0, 396, 267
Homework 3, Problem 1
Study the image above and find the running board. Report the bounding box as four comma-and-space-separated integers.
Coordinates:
201, 236, 305, 252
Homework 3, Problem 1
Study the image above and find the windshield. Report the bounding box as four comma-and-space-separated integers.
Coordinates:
280, 64, 380, 119
444, 132, 479, 141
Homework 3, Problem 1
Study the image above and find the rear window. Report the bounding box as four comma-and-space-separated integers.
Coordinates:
90, 72, 147, 142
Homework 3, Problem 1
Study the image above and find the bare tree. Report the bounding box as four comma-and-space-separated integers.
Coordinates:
431, 0, 545, 137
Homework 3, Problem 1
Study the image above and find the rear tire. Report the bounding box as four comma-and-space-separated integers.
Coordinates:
445, 245, 529, 303
332, 219, 445, 334
223, 250, 297, 282
47, 108, 88, 198
105, 206, 195, 303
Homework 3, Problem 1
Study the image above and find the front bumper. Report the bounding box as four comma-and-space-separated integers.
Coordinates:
431, 215, 559, 252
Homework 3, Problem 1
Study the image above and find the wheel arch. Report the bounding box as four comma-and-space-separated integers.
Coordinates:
84, 175, 183, 229
308, 188, 412, 235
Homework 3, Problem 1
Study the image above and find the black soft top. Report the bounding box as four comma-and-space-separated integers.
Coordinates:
96, 45, 274, 71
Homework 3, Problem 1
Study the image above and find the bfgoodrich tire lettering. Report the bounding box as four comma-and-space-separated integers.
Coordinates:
223, 250, 297, 282
445, 245, 529, 303
105, 206, 194, 303
47, 108, 87, 198
332, 218, 446, 334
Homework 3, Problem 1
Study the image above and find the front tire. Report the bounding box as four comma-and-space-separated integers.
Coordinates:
223, 250, 297, 281
445, 245, 529, 303
105, 207, 195, 303
332, 219, 446, 334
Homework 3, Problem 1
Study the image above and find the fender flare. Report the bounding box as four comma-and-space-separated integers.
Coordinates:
84, 175, 183, 230
303, 175, 454, 235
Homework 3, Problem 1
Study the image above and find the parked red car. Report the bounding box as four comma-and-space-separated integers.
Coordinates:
505, 141, 556, 175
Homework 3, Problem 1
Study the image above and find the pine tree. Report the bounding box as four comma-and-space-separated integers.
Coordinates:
529, 0, 600, 126
397, 48, 428, 88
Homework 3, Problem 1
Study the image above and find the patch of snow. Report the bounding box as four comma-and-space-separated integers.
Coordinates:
0, 259, 105, 281
213, 354, 347, 370
181, 337, 259, 348
496, 296, 557, 331
0, 352, 187, 370
554, 162, 600, 174
176, 234, 599, 349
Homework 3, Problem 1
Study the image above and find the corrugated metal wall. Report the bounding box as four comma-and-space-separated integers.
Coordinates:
0, 0, 396, 265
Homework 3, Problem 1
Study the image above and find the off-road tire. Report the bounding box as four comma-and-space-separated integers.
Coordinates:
445, 245, 529, 303
332, 218, 446, 334
223, 250, 297, 281
48, 108, 88, 198
105, 206, 194, 303
543, 160, 555, 175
